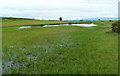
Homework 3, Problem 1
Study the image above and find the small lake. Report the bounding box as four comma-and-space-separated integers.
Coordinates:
18, 24, 96, 29
18, 26, 31, 29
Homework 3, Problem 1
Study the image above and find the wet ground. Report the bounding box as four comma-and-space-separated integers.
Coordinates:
18, 24, 96, 29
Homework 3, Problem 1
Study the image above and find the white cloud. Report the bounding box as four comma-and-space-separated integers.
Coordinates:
0, 0, 119, 20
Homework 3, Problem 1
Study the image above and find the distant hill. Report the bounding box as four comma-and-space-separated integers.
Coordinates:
71, 17, 119, 21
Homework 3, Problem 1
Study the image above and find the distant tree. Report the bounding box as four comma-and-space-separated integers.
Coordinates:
80, 20, 83, 21
98, 19, 101, 21
59, 17, 62, 21
109, 20, 112, 22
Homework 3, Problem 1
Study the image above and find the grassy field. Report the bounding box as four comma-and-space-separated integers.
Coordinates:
2, 18, 92, 27
2, 19, 118, 74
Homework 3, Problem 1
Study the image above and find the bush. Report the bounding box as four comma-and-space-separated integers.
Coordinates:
111, 21, 120, 33
109, 20, 112, 22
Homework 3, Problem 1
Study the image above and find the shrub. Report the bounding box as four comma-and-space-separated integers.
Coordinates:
111, 21, 120, 33
109, 20, 112, 22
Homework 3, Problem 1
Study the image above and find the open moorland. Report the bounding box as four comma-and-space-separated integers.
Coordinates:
2, 18, 118, 74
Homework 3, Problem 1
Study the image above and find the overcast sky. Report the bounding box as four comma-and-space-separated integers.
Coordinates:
0, 0, 119, 20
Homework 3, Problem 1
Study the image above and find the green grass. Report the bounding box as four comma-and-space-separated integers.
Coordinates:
0, 18, 2, 75
2, 19, 92, 27
2, 19, 118, 74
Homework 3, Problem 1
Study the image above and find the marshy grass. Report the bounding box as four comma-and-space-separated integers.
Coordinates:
2, 19, 118, 74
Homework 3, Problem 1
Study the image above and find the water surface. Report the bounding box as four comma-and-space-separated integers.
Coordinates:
18, 24, 96, 29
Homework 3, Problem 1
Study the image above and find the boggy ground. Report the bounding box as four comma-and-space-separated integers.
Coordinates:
2, 19, 118, 74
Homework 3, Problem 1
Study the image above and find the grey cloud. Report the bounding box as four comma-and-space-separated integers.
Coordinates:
0, 0, 118, 19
